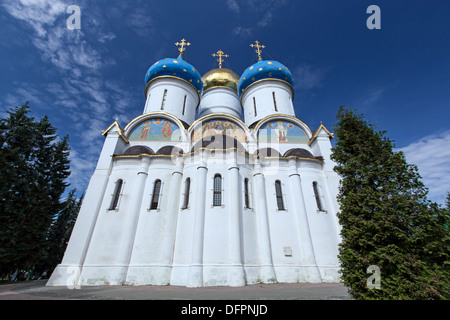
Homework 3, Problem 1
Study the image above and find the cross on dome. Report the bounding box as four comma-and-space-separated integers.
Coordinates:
212, 49, 229, 68
175, 38, 191, 58
250, 40, 265, 61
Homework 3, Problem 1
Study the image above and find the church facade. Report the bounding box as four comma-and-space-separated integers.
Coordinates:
47, 40, 342, 287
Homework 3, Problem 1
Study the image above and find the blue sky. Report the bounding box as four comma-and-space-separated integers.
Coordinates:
1, 0, 449, 205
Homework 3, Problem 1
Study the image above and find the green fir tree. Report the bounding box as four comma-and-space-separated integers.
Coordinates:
331, 106, 449, 300
38, 189, 83, 275
0, 103, 71, 277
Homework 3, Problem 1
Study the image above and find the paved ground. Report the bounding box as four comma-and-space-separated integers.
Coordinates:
0, 280, 351, 300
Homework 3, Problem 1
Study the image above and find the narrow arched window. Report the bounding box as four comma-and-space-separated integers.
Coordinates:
275, 180, 285, 211
150, 179, 162, 210
244, 178, 250, 209
182, 95, 187, 115
272, 92, 278, 112
213, 174, 222, 207
313, 181, 325, 211
109, 179, 123, 210
182, 177, 191, 209
161, 89, 167, 110
253, 97, 257, 116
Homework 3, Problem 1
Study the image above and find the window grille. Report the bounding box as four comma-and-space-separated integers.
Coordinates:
150, 179, 162, 210
213, 174, 222, 207
109, 179, 123, 210
182, 178, 191, 209
275, 180, 285, 211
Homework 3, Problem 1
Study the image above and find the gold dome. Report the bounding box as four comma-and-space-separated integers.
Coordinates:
201, 68, 239, 93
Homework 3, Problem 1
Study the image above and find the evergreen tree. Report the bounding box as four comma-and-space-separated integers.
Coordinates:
0, 103, 71, 277
445, 192, 450, 230
446, 192, 450, 211
331, 106, 449, 300
38, 189, 83, 275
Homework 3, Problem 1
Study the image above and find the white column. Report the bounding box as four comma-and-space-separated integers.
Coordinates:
287, 158, 321, 282
187, 153, 208, 287
227, 151, 246, 286
157, 158, 184, 283
321, 175, 342, 245
119, 157, 151, 282
253, 158, 277, 283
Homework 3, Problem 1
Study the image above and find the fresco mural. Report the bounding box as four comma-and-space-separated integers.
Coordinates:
191, 119, 248, 143
128, 118, 181, 141
258, 120, 308, 143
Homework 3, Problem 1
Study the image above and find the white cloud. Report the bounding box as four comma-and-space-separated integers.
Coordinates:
1, 1, 146, 195
225, 0, 289, 37
257, 11, 273, 28
98, 32, 116, 43
123, 4, 156, 38
233, 26, 253, 37
226, 0, 240, 13
360, 87, 386, 108
4, 84, 46, 108
1, 0, 67, 37
292, 64, 325, 90
67, 148, 98, 192
2, 0, 110, 72
399, 130, 450, 205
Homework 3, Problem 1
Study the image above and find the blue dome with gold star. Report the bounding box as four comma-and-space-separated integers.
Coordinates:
238, 60, 293, 95
145, 56, 203, 94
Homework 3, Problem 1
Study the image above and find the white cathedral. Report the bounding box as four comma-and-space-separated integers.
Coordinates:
47, 40, 342, 287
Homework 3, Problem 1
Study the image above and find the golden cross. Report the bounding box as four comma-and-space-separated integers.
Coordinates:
212, 49, 229, 68
250, 40, 265, 61
175, 38, 191, 58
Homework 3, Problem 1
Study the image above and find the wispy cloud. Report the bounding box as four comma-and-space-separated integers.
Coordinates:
233, 26, 253, 37
225, 0, 290, 37
226, 0, 240, 13
1, 0, 67, 37
360, 86, 386, 108
399, 130, 450, 205
98, 32, 116, 43
1, 0, 144, 193
67, 148, 98, 192
292, 63, 326, 90
1, 0, 110, 71
4, 85, 46, 108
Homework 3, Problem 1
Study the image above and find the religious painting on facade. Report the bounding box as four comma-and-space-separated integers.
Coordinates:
258, 120, 308, 143
128, 118, 181, 141
191, 119, 248, 143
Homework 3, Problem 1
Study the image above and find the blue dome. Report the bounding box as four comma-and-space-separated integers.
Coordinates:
238, 60, 293, 95
145, 57, 203, 94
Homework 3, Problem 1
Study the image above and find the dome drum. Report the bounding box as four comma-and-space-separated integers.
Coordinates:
143, 77, 200, 125
241, 80, 295, 127
238, 60, 295, 127
198, 87, 242, 119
